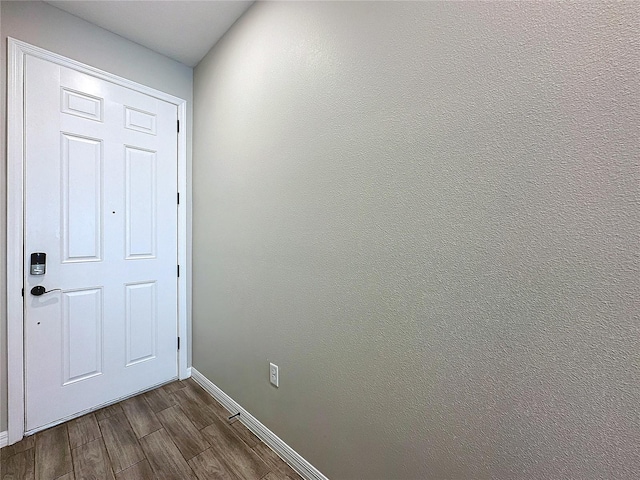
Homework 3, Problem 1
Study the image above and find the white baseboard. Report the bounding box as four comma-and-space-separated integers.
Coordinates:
190, 368, 328, 480
0, 430, 8, 448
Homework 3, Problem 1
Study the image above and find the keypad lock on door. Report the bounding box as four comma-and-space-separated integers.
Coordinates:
29, 252, 60, 295
30, 252, 46, 275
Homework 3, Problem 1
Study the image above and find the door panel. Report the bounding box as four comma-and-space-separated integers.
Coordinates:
24, 54, 178, 432
125, 107, 157, 134
61, 88, 103, 121
125, 281, 157, 366
62, 288, 103, 384
125, 147, 157, 258
61, 133, 103, 262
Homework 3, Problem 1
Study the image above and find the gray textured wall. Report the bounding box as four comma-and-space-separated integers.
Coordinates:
193, 2, 640, 479
0, 0, 193, 433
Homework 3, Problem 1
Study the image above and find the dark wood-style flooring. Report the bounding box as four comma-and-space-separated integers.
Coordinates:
1, 378, 302, 480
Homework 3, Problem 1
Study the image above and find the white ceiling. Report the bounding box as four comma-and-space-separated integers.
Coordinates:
46, 1, 254, 67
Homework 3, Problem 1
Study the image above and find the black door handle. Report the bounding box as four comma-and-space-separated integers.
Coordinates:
30, 286, 60, 296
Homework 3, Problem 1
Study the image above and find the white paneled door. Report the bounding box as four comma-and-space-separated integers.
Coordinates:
24, 55, 178, 432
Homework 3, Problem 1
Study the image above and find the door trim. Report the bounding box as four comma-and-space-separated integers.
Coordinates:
7, 38, 190, 444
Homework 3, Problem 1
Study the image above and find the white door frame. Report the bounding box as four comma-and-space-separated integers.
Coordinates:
7, 38, 190, 444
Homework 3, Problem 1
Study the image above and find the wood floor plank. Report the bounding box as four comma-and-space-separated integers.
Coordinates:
139, 429, 197, 480
204, 397, 233, 423
99, 412, 145, 473
72, 438, 115, 480
143, 387, 175, 413
200, 417, 269, 480
161, 381, 188, 395
230, 421, 258, 448
251, 443, 301, 480
183, 379, 216, 406
1, 435, 35, 461
155, 406, 210, 460
173, 382, 230, 424
95, 404, 124, 422
261, 473, 296, 480
1, 448, 35, 480
68, 413, 101, 449
170, 389, 222, 430
54, 473, 75, 480
121, 396, 162, 439
114, 460, 155, 480
180, 381, 231, 422
34, 424, 73, 480
187, 448, 236, 480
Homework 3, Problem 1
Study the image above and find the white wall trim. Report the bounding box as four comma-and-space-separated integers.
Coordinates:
0, 431, 8, 448
7, 37, 27, 447
7, 37, 190, 445
177, 99, 189, 381
190, 368, 328, 480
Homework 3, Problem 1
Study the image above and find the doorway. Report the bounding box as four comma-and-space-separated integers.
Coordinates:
7, 39, 189, 444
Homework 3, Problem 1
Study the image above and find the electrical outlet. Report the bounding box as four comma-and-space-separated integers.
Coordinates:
269, 362, 279, 387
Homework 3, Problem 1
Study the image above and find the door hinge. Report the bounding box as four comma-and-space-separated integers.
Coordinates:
177, 120, 180, 133
178, 337, 181, 350
177, 192, 180, 205
21, 288, 24, 297
177, 265, 180, 277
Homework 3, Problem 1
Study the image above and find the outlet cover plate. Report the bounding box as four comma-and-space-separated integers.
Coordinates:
269, 362, 279, 387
